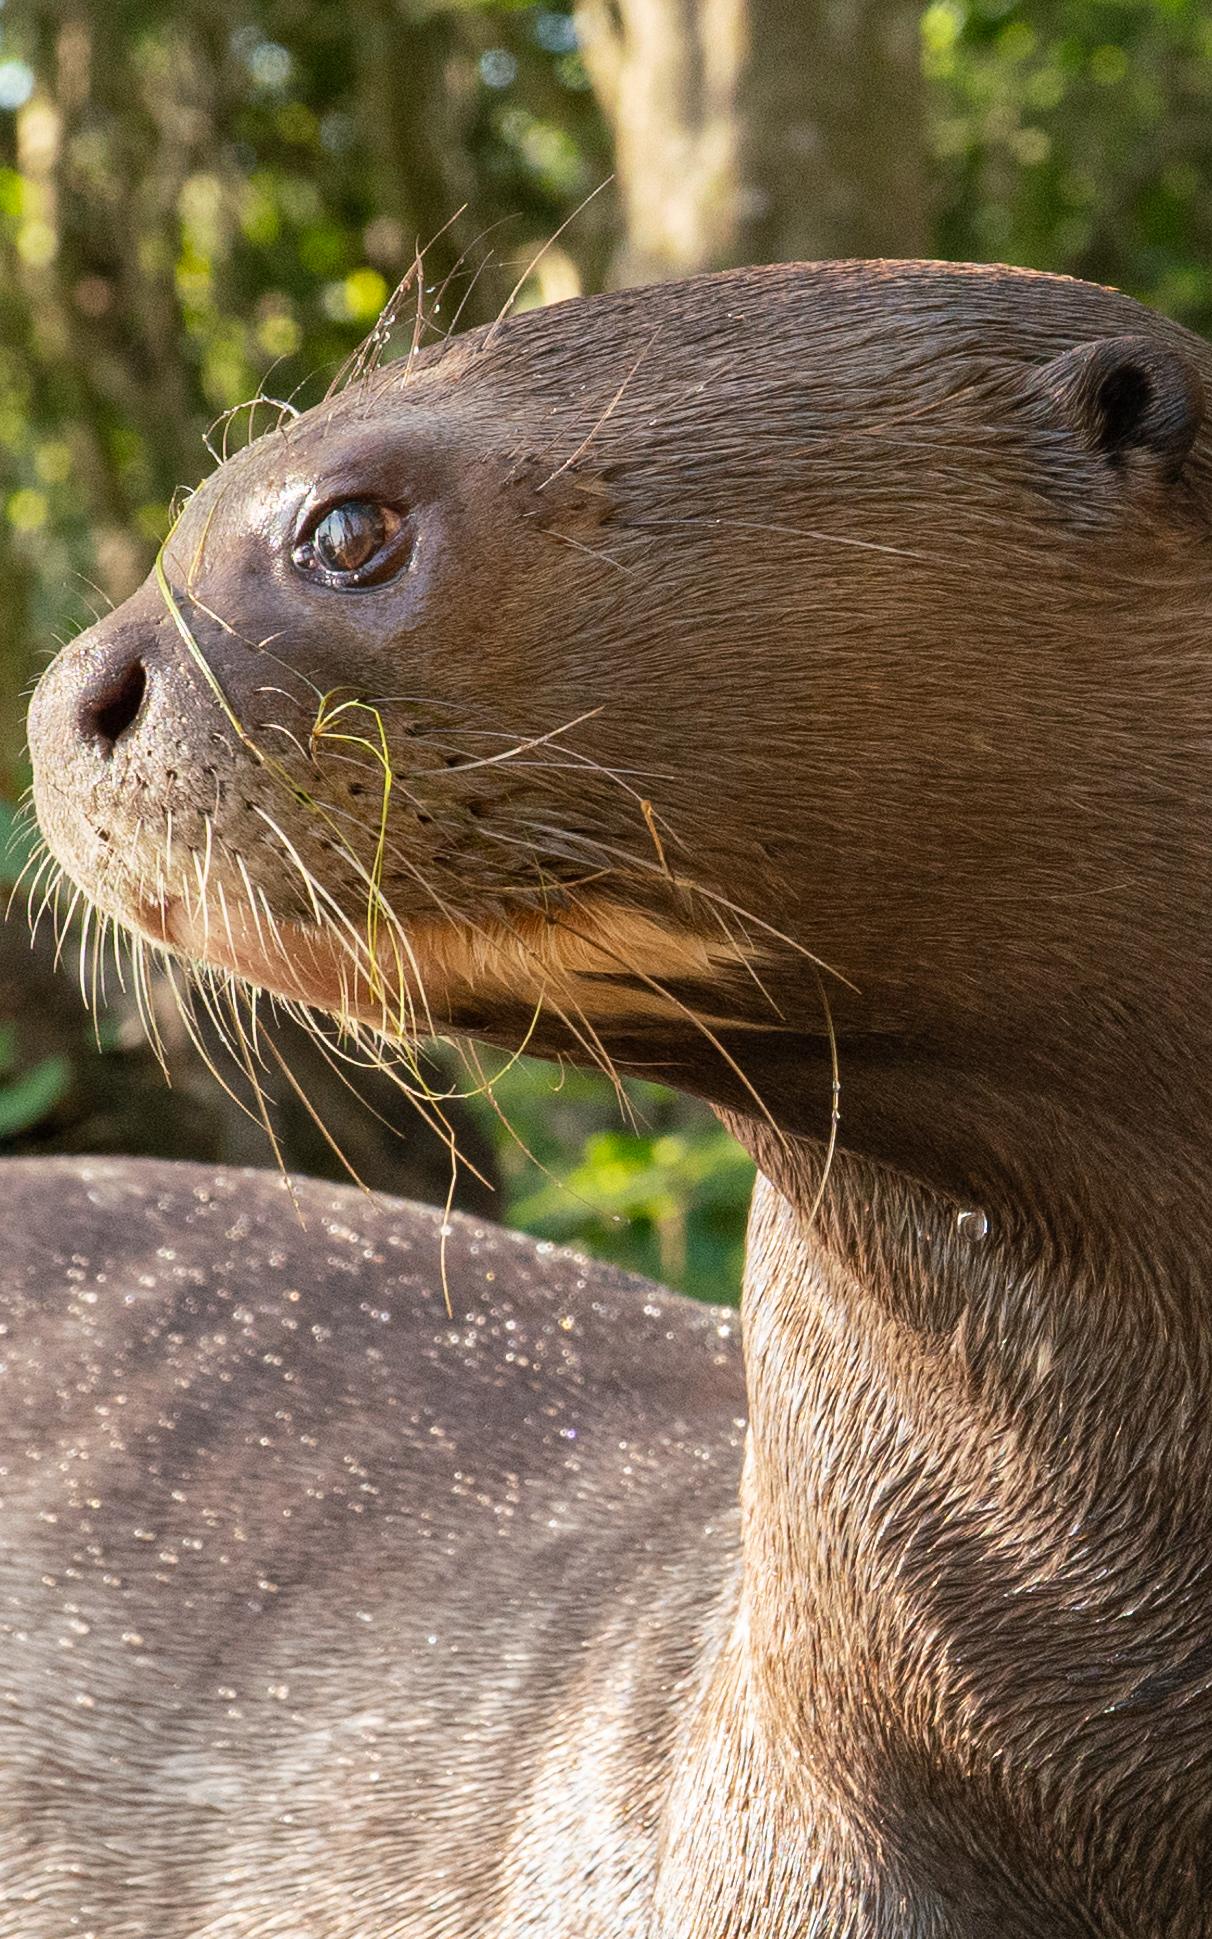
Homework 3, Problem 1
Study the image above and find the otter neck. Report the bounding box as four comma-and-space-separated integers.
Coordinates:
727, 963, 1212, 1246
721, 1117, 1212, 1898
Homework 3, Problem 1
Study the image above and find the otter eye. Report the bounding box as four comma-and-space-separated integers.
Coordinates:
293, 499, 410, 587
314, 501, 384, 572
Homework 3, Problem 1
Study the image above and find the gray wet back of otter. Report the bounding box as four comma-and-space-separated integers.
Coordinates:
0, 1156, 743, 1939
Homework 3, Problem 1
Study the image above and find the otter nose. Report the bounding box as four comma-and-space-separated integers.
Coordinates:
78, 651, 148, 756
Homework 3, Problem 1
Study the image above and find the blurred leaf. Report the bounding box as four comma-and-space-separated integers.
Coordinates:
0, 1048, 72, 1139
468, 1054, 753, 1301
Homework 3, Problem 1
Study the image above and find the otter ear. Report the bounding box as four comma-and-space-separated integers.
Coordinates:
1038, 334, 1204, 485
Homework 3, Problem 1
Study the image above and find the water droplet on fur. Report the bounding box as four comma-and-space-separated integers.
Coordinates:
956, 1208, 988, 1240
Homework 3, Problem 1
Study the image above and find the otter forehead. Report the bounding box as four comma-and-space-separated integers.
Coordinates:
171, 258, 1212, 570
194, 259, 1212, 484
407, 258, 1212, 411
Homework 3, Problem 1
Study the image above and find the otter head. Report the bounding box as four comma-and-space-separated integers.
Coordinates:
27, 263, 1212, 1212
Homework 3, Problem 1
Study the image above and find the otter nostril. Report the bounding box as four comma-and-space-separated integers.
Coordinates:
83, 658, 147, 755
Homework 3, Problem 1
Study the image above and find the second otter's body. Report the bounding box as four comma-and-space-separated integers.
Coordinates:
18, 260, 1212, 1933
0, 1159, 743, 1939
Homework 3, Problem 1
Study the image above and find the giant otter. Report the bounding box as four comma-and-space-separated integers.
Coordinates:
14, 260, 1212, 1935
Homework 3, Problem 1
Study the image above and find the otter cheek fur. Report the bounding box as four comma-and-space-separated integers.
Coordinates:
14, 260, 1212, 1936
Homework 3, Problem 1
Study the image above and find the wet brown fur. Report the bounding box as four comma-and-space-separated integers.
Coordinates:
16, 260, 1212, 1933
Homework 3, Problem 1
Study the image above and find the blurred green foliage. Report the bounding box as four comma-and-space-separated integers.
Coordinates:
0, 0, 1209, 1304
0, 1025, 70, 1137
928, 0, 1212, 327
467, 1056, 754, 1292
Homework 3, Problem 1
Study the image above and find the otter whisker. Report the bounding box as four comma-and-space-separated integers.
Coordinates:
308, 692, 398, 990
159, 578, 322, 707
109, 911, 131, 999
260, 1025, 374, 1199
423, 215, 516, 345
544, 529, 640, 579
262, 952, 526, 1192
215, 878, 240, 963
204, 393, 302, 468
77, 899, 95, 1019
514, 819, 859, 992
256, 887, 289, 963
178, 964, 307, 1153
625, 511, 937, 567
244, 979, 267, 1062
537, 331, 658, 494
258, 720, 319, 768
89, 910, 108, 1029
309, 793, 465, 934
5, 836, 52, 921
71, 573, 118, 618
101, 912, 123, 1012
299, 829, 448, 1045
269, 985, 501, 1204
423, 730, 677, 787
44, 873, 69, 954
702, 900, 786, 1019
25, 852, 62, 940
438, 707, 605, 774
50, 879, 83, 976
246, 804, 427, 1040
190, 851, 214, 953
273, 1008, 496, 1197
257, 811, 450, 1054
491, 868, 617, 897
91, 908, 112, 1027
236, 855, 270, 955
294, 743, 443, 847
323, 202, 475, 409
559, 900, 794, 1156
803, 966, 842, 1229
640, 798, 672, 881
462, 1038, 611, 1219
437, 1136, 460, 1316
399, 243, 432, 390
423, 725, 690, 883
129, 932, 169, 1076
201, 814, 216, 909
327, 250, 417, 402
217, 982, 301, 1215
248, 806, 326, 927
481, 177, 612, 355
530, 982, 630, 1111
439, 245, 499, 343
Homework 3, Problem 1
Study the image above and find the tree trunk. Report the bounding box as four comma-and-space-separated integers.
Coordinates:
348, 0, 486, 312
576, 0, 928, 282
